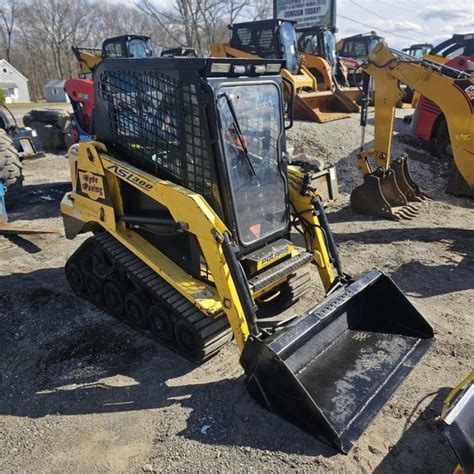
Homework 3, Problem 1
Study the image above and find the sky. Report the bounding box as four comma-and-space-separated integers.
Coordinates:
337, 0, 474, 49
147, 0, 474, 50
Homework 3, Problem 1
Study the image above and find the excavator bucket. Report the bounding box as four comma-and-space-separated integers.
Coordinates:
294, 90, 356, 123
351, 155, 430, 220
241, 269, 434, 453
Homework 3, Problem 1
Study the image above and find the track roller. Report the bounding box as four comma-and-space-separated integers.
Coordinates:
64, 233, 232, 362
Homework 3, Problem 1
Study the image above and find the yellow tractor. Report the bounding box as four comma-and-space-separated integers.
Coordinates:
210, 19, 357, 123
61, 54, 434, 453
351, 42, 474, 220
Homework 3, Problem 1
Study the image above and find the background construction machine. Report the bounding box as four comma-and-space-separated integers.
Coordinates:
0, 104, 44, 159
402, 43, 432, 59
351, 42, 474, 219
61, 54, 434, 453
64, 35, 152, 146
337, 32, 383, 86
210, 19, 357, 123
409, 34, 474, 197
296, 26, 361, 109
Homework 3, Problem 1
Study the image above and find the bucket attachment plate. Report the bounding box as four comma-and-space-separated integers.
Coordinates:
438, 374, 474, 472
294, 91, 353, 123
241, 269, 434, 453
351, 155, 429, 220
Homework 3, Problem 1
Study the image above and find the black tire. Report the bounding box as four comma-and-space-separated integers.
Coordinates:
0, 135, 23, 192
148, 304, 174, 342
103, 280, 126, 317
434, 118, 452, 160
23, 113, 33, 127
174, 319, 203, 358
85, 274, 103, 304
66, 262, 86, 295
124, 292, 149, 328
30, 109, 67, 124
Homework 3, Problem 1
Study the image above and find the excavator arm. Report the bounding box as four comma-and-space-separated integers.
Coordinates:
352, 42, 474, 219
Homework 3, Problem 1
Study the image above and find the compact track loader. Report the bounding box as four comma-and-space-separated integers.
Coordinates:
352, 42, 474, 220
211, 19, 356, 123
61, 55, 433, 453
296, 26, 361, 110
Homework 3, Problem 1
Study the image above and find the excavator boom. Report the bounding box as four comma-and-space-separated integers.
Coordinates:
351, 42, 474, 219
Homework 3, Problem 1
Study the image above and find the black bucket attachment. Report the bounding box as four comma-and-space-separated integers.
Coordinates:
351, 155, 430, 220
241, 269, 434, 453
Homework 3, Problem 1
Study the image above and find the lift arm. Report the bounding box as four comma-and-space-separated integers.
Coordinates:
361, 42, 474, 187
61, 143, 338, 350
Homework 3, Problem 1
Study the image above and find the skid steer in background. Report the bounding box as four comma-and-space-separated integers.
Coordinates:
210, 19, 356, 123
337, 32, 383, 86
61, 55, 434, 453
65, 35, 152, 145
296, 26, 361, 110
351, 42, 474, 220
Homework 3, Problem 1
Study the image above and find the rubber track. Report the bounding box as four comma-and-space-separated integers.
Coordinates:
69, 233, 232, 362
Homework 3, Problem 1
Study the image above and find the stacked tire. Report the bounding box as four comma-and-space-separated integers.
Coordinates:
23, 109, 71, 151
0, 129, 23, 195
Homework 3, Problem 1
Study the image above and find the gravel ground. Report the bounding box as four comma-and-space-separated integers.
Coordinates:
0, 110, 472, 472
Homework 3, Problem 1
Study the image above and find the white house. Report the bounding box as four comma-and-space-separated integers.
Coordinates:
44, 79, 69, 103
0, 59, 30, 103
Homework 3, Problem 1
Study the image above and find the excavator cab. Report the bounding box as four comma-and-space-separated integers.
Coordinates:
62, 55, 433, 453
211, 19, 356, 123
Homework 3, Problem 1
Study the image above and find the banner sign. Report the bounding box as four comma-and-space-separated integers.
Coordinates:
274, 0, 336, 29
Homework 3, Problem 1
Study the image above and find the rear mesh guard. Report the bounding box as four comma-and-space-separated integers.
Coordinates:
241, 269, 434, 453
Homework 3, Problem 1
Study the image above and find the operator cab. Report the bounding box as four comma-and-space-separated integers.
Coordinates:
229, 19, 300, 74
93, 56, 290, 278
102, 35, 153, 59
402, 43, 432, 59
338, 32, 383, 62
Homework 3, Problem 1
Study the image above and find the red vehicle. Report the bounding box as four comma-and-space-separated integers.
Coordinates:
411, 34, 474, 158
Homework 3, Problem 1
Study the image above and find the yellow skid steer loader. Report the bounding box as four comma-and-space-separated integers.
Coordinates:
210, 20, 356, 123
61, 55, 433, 453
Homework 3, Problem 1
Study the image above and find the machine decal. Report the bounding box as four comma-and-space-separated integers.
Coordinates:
105, 163, 154, 191
257, 244, 292, 271
78, 171, 106, 200
453, 80, 474, 113
455, 133, 472, 142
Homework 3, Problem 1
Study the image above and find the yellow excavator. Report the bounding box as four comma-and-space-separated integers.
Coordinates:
61, 54, 434, 453
351, 42, 474, 220
210, 19, 358, 123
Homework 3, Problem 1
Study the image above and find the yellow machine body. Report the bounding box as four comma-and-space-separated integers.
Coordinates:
61, 56, 434, 453
351, 42, 474, 219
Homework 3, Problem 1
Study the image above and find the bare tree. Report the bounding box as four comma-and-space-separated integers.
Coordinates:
0, 0, 21, 62
137, 0, 255, 52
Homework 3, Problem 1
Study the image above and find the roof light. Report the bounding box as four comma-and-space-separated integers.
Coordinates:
233, 65, 246, 74
210, 63, 231, 74
266, 63, 281, 74
254, 65, 266, 74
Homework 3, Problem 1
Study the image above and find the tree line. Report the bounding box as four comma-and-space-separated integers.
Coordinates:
0, 0, 271, 100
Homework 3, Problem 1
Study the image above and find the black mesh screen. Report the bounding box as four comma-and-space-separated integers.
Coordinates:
97, 69, 214, 199
231, 26, 277, 58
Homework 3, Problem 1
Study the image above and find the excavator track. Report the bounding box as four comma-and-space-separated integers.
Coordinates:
65, 232, 232, 363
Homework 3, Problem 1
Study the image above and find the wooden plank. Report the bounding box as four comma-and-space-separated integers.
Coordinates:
0, 223, 62, 235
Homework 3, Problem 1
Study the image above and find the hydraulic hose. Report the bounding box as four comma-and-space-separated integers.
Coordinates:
221, 232, 260, 337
